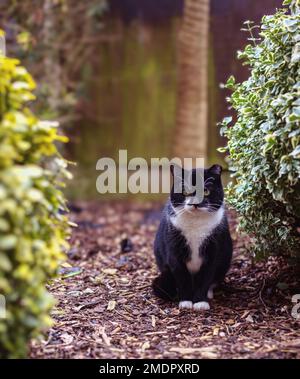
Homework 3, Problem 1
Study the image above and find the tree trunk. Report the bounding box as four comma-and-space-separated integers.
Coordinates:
43, 0, 62, 115
174, 0, 210, 163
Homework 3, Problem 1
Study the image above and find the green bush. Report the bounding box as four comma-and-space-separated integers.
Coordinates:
221, 0, 300, 259
0, 34, 70, 357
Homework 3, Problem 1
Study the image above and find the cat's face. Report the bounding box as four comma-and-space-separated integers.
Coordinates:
170, 164, 224, 214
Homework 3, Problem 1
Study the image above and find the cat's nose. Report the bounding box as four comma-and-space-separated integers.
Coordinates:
187, 203, 199, 209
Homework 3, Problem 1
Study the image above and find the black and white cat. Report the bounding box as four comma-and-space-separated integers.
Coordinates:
153, 164, 232, 311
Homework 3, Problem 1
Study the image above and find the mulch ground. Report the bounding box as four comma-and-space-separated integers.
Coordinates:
30, 201, 300, 359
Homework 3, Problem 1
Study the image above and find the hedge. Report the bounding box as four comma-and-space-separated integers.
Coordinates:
0, 33, 70, 357
221, 0, 300, 259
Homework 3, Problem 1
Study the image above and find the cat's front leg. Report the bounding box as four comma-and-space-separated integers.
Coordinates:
171, 264, 193, 309
192, 289, 210, 311
192, 269, 215, 311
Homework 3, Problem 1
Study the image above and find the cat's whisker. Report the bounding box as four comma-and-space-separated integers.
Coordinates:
177, 209, 188, 217
173, 207, 187, 218
207, 206, 220, 212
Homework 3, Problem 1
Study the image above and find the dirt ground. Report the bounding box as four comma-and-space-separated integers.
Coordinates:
30, 201, 300, 359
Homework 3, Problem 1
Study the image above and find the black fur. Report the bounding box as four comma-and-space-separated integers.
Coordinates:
153, 164, 232, 304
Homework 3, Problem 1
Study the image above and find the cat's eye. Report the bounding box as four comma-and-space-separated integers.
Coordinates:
204, 188, 210, 196
182, 188, 194, 196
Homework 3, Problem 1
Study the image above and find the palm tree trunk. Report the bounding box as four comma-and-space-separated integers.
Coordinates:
174, 0, 210, 162
43, 0, 62, 115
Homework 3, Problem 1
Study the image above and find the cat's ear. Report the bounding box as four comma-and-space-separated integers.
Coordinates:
208, 164, 222, 176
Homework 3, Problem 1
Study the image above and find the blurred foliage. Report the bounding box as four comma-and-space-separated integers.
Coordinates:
0, 36, 70, 357
0, 0, 108, 127
221, 0, 300, 259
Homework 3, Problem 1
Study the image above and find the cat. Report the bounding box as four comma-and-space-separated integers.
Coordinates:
152, 164, 232, 311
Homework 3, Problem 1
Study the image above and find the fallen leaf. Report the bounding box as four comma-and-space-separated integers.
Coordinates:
151, 315, 156, 328
170, 347, 218, 358
107, 300, 116, 311
226, 319, 235, 325
67, 290, 82, 297
141, 341, 150, 351
200, 351, 218, 359
100, 327, 111, 346
60, 333, 74, 345
83, 288, 94, 294
213, 327, 219, 336
60, 262, 72, 268
241, 310, 251, 319
111, 326, 121, 335
60, 267, 82, 278
102, 268, 117, 275
246, 314, 254, 323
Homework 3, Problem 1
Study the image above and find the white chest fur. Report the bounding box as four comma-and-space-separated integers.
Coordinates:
170, 207, 224, 274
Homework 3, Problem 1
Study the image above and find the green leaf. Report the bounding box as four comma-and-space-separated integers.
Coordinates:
0, 235, 17, 249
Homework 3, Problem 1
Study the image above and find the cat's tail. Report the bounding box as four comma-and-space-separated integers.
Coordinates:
152, 269, 177, 301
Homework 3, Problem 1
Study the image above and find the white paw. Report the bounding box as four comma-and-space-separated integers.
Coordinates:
179, 301, 193, 309
193, 301, 210, 311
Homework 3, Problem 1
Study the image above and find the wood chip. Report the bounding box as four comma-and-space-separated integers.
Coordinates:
29, 203, 300, 359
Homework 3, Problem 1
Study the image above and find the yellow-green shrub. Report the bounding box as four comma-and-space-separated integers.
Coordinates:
0, 38, 70, 358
